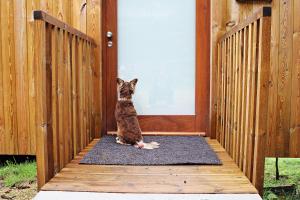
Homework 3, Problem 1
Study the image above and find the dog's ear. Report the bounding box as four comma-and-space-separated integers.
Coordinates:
130, 78, 138, 86
117, 78, 124, 85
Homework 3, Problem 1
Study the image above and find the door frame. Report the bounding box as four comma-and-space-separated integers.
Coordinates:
101, 0, 210, 135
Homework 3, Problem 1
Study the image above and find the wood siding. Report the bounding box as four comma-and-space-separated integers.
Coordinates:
0, 0, 102, 155
211, 0, 300, 158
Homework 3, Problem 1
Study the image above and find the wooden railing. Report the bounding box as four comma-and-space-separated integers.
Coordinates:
33, 10, 97, 189
216, 7, 271, 193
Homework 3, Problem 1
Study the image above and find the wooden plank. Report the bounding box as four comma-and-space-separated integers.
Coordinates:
266, 0, 280, 157
71, 35, 78, 156
34, 20, 49, 190
52, 0, 71, 24
252, 16, 271, 194
87, 0, 101, 138
51, 26, 59, 174
14, 0, 31, 155
78, 39, 84, 150
26, 0, 53, 157
63, 31, 71, 164
216, 44, 221, 141
0, 0, 3, 154
294, 0, 300, 32
246, 21, 258, 179
71, 0, 87, 33
243, 23, 253, 176
239, 27, 249, 169
225, 37, 232, 152
289, 32, 300, 157
275, 0, 293, 156
232, 32, 239, 162
57, 28, 65, 170
0, 0, 18, 154
229, 35, 236, 157
235, 31, 243, 164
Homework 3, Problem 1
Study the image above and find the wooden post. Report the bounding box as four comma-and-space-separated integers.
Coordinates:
34, 21, 54, 190
252, 15, 271, 195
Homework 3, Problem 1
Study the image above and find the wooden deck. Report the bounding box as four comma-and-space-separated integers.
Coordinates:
41, 138, 258, 194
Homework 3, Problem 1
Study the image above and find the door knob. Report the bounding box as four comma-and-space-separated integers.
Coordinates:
107, 31, 113, 38
106, 31, 113, 47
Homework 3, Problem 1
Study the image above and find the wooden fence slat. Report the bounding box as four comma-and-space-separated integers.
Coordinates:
34, 20, 49, 190
230, 35, 236, 157
266, 0, 279, 157
243, 23, 253, 175
216, 43, 221, 141
275, 0, 293, 157
87, 0, 101, 138
51, 26, 59, 174
14, 0, 31, 155
71, 35, 78, 156
0, 0, 4, 154
289, 32, 300, 157
246, 21, 258, 179
239, 27, 249, 169
1, 0, 18, 154
57, 28, 65, 170
252, 16, 271, 194
235, 30, 243, 164
232, 32, 239, 162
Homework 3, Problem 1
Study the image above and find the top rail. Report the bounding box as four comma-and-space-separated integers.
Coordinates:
33, 10, 97, 46
218, 6, 271, 42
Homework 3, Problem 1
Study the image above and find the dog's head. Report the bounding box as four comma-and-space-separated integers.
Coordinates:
117, 78, 138, 99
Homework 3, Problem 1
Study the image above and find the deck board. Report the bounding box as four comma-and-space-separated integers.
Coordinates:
41, 138, 258, 194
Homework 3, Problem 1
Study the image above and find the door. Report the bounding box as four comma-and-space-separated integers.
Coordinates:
102, 0, 210, 133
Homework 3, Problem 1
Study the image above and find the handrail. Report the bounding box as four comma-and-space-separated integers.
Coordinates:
33, 10, 97, 46
219, 7, 271, 42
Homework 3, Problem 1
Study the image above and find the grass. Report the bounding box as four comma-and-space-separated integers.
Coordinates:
0, 160, 36, 187
263, 158, 300, 200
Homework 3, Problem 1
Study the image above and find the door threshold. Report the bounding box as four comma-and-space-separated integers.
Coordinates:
107, 131, 206, 136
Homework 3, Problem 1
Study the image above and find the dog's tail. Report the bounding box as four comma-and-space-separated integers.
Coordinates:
135, 141, 160, 150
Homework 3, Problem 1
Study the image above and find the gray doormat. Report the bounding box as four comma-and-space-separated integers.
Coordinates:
80, 136, 222, 165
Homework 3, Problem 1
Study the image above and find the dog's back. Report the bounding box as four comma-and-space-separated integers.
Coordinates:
115, 100, 142, 145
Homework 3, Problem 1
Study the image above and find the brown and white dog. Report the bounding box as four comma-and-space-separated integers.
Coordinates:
115, 78, 159, 149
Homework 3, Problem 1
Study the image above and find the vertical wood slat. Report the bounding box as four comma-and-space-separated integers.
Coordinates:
0, 0, 18, 154
35, 21, 50, 190
51, 26, 59, 174
290, 32, 300, 157
239, 27, 249, 169
0, 0, 3, 154
243, 23, 253, 175
15, 0, 31, 155
252, 16, 271, 194
87, 0, 102, 138
275, 0, 293, 157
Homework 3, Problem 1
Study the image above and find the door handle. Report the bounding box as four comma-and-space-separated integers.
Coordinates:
107, 31, 113, 47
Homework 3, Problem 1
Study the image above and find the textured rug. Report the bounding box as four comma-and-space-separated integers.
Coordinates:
80, 136, 222, 165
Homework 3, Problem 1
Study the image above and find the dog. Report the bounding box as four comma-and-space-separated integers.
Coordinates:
115, 78, 159, 149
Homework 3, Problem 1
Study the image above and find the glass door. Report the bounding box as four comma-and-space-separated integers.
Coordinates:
103, 0, 210, 133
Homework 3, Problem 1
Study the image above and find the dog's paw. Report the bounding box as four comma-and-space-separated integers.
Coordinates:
150, 142, 160, 146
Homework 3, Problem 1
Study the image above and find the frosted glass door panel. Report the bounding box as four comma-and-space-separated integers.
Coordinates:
118, 0, 195, 115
